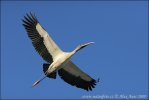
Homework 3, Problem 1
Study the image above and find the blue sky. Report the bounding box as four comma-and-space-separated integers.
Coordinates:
1, 1, 148, 99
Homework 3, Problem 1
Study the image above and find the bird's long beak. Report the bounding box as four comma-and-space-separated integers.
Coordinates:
85, 42, 95, 45
74, 41, 95, 53
82, 42, 95, 47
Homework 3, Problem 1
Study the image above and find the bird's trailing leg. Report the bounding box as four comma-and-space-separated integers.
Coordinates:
32, 72, 48, 87
32, 80, 41, 87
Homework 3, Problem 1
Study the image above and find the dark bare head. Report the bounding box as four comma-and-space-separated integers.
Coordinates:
74, 42, 95, 53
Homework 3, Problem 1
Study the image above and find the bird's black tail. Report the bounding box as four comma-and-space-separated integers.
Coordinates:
43, 63, 57, 79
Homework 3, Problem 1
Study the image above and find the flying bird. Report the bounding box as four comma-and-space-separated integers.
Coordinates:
22, 13, 98, 91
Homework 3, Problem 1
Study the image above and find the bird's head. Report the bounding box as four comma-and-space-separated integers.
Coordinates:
74, 42, 95, 53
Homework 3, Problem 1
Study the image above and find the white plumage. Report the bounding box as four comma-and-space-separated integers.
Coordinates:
22, 12, 98, 91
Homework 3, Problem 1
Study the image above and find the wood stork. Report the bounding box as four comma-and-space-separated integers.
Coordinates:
22, 13, 98, 91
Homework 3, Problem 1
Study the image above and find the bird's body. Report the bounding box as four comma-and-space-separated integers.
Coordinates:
47, 52, 71, 73
22, 13, 98, 91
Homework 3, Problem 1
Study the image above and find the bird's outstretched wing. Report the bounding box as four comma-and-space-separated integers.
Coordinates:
22, 13, 62, 63
58, 61, 98, 91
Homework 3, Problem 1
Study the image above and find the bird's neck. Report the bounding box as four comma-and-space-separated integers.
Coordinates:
72, 45, 83, 54
71, 42, 93, 56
